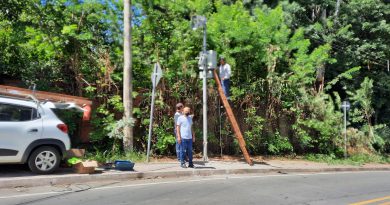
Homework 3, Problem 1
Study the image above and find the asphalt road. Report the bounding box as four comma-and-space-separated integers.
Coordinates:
1, 171, 390, 205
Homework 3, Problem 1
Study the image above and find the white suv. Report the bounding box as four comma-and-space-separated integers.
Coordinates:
0, 96, 71, 174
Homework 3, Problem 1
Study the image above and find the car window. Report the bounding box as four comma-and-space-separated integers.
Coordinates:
0, 103, 39, 122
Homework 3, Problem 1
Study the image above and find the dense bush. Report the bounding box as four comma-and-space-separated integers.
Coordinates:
1, 0, 389, 157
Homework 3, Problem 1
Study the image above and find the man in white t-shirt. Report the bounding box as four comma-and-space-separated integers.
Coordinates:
219, 57, 231, 100
176, 107, 195, 168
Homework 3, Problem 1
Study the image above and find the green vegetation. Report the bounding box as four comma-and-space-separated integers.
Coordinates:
1, 0, 390, 161
305, 153, 390, 166
85, 150, 146, 163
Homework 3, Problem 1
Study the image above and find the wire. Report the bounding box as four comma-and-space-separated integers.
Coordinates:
309, 36, 389, 69
318, 34, 389, 65
218, 98, 223, 157
309, 36, 388, 68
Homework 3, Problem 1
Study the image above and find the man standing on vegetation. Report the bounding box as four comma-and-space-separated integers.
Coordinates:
176, 107, 195, 168
174, 103, 184, 161
219, 57, 232, 100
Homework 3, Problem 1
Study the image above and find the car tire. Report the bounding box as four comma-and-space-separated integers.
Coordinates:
28, 146, 61, 174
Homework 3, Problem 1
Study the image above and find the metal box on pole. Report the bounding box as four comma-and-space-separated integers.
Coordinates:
207, 50, 217, 69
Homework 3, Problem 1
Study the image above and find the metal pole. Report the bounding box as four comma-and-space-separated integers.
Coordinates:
344, 105, 347, 158
146, 72, 157, 162
202, 23, 208, 162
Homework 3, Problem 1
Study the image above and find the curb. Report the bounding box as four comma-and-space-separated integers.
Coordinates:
1, 167, 390, 189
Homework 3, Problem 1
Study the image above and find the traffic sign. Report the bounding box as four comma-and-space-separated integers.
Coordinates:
147, 62, 163, 162
151, 63, 163, 87
341, 101, 351, 111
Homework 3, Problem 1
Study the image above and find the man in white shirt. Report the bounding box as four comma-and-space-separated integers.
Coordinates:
219, 57, 231, 100
176, 107, 195, 168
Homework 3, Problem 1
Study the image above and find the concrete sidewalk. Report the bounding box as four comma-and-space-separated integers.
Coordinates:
1, 159, 390, 189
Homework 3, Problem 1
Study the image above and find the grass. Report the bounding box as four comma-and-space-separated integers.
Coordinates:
85, 150, 146, 163
304, 153, 390, 166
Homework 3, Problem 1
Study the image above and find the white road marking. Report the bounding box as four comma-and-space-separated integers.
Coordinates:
0, 171, 389, 200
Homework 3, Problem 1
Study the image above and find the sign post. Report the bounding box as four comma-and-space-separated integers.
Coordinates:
341, 100, 350, 158
146, 63, 162, 162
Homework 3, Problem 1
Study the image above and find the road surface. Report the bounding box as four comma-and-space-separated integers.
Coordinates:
1, 171, 389, 205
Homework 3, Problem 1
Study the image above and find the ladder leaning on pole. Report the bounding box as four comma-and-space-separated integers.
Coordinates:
213, 70, 253, 166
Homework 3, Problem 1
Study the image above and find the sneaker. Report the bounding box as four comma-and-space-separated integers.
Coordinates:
181, 164, 187, 168
188, 164, 195, 168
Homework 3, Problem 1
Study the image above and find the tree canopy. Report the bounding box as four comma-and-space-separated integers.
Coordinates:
1, 0, 390, 156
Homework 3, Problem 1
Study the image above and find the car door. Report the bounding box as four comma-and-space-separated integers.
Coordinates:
0, 102, 43, 163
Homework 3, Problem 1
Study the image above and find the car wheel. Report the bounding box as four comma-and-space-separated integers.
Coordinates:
28, 146, 61, 174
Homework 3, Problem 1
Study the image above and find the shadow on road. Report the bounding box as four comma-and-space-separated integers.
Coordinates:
192, 161, 216, 169
235, 159, 283, 168
0, 164, 73, 178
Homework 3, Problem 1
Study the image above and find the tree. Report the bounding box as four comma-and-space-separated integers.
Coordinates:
348, 77, 375, 137
1, 0, 389, 156
123, 0, 134, 151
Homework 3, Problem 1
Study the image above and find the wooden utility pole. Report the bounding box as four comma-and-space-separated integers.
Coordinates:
123, 0, 134, 151
213, 70, 253, 166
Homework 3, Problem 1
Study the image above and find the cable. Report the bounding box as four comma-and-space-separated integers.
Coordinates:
317, 34, 389, 65
218, 97, 223, 157
309, 36, 388, 68
309, 36, 389, 69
